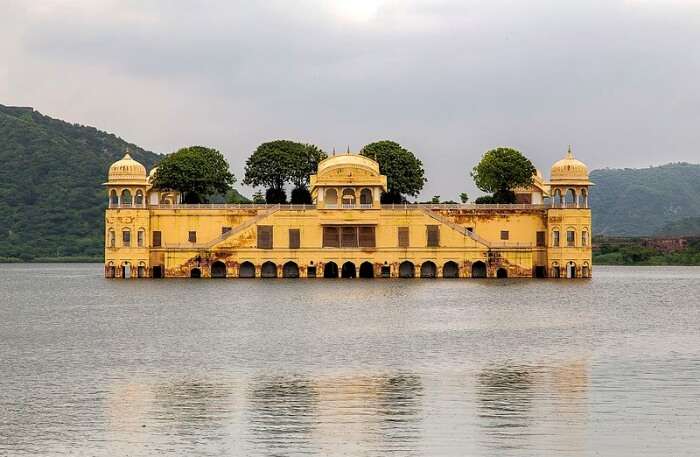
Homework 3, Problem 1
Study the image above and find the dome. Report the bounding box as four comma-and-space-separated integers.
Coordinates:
550, 146, 591, 184
316, 153, 380, 176
107, 153, 147, 184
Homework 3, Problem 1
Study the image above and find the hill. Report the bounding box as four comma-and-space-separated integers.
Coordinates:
0, 105, 161, 261
589, 163, 700, 236
655, 217, 700, 237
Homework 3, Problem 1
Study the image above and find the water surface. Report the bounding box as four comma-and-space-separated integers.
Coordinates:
1, 264, 699, 456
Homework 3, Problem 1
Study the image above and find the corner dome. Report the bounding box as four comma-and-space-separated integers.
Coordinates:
108, 152, 147, 184
550, 146, 590, 184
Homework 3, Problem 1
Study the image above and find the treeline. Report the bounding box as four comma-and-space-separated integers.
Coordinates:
594, 237, 700, 266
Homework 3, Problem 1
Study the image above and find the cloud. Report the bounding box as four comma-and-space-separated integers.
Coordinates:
2, 0, 700, 198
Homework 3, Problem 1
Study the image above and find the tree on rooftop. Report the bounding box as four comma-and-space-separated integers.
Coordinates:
471, 147, 536, 204
151, 146, 235, 204
360, 140, 426, 203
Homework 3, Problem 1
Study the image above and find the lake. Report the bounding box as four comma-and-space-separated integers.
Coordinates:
1, 264, 699, 456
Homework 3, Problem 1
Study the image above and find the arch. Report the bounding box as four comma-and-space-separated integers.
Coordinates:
135, 190, 144, 206
471, 261, 487, 278
190, 267, 201, 278
552, 228, 560, 247
342, 188, 356, 206
581, 229, 589, 247
152, 265, 163, 278
261, 261, 277, 278
211, 261, 227, 278
121, 189, 133, 206
578, 188, 588, 208
496, 267, 508, 278
566, 261, 577, 279
359, 261, 374, 278
582, 261, 590, 278
564, 188, 576, 206
324, 261, 338, 278
106, 262, 116, 278
108, 229, 116, 248
122, 228, 131, 247
122, 262, 131, 279
137, 228, 145, 247
420, 261, 437, 278
137, 262, 146, 278
360, 188, 373, 205
553, 189, 562, 206
399, 261, 415, 278
324, 188, 338, 205
341, 261, 356, 278
443, 261, 459, 278
552, 262, 561, 278
283, 261, 299, 278
109, 189, 119, 205
239, 261, 255, 278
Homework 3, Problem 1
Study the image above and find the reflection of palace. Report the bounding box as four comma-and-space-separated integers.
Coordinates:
104, 148, 592, 279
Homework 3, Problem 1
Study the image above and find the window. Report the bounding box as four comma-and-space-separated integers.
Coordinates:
152, 231, 162, 247
323, 226, 340, 247
567, 230, 575, 247
109, 190, 118, 205
257, 226, 273, 249
108, 230, 116, 248
341, 227, 358, 247
536, 231, 546, 247
135, 190, 144, 206
466, 227, 474, 233
137, 229, 145, 247
222, 226, 232, 235
582, 231, 589, 247
289, 229, 300, 249
398, 227, 409, 248
188, 231, 197, 243
121, 189, 132, 205
358, 227, 375, 247
500, 230, 509, 240
427, 225, 439, 247
324, 188, 338, 205
360, 188, 372, 205
552, 230, 560, 247
122, 229, 131, 247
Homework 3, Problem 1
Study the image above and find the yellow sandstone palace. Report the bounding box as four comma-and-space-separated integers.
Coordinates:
104, 149, 592, 279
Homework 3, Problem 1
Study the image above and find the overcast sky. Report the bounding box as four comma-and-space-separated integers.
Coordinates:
2, 0, 699, 199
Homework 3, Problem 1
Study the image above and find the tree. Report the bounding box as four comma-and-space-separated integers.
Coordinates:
265, 187, 287, 204
460, 192, 469, 203
431, 195, 441, 203
243, 140, 326, 191
360, 140, 426, 203
152, 146, 235, 204
471, 147, 536, 204
252, 190, 266, 204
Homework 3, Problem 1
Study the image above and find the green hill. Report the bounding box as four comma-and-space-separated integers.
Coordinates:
589, 163, 700, 236
0, 105, 161, 261
655, 217, 700, 237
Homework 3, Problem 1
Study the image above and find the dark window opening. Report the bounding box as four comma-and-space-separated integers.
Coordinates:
427, 225, 439, 247
222, 226, 232, 235
152, 231, 162, 247
289, 229, 300, 249
398, 227, 409, 248
307, 266, 317, 278
257, 226, 273, 249
500, 230, 509, 240
536, 231, 546, 247
381, 265, 391, 278
188, 231, 197, 243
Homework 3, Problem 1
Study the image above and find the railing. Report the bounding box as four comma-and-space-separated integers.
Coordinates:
108, 202, 589, 211
382, 203, 547, 210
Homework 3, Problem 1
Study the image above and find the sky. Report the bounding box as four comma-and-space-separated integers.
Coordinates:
2, 0, 699, 199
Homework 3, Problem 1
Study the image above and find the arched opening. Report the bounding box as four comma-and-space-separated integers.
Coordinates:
360, 188, 373, 205
341, 261, 356, 278
565, 188, 576, 207
121, 189, 132, 206
261, 261, 277, 278
420, 261, 437, 278
443, 261, 459, 278
108, 229, 116, 248
342, 188, 356, 206
324, 188, 338, 205
471, 261, 487, 278
552, 262, 560, 278
137, 229, 145, 247
122, 228, 131, 247
578, 188, 588, 208
121, 262, 131, 279
283, 261, 299, 278
323, 261, 338, 278
553, 189, 562, 206
359, 261, 374, 278
581, 230, 589, 247
106, 262, 115, 278
399, 261, 415, 278
239, 261, 255, 278
496, 267, 508, 278
582, 262, 590, 278
567, 261, 577, 279
137, 262, 146, 278
534, 266, 547, 278
211, 261, 227, 278
190, 267, 201, 278
135, 190, 144, 206
152, 265, 163, 278
109, 190, 119, 205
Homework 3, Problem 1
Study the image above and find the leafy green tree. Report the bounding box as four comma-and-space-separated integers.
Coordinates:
252, 190, 266, 204
360, 140, 426, 203
152, 146, 235, 204
265, 187, 287, 204
431, 195, 441, 203
291, 187, 313, 204
243, 140, 326, 193
460, 192, 469, 203
471, 147, 536, 204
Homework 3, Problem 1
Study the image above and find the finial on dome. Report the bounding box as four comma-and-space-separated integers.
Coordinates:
346, 145, 350, 154
123, 147, 132, 160
332, 147, 336, 156
567, 144, 573, 159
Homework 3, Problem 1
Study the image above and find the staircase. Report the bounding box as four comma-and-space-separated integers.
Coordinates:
419, 207, 492, 248
202, 205, 281, 249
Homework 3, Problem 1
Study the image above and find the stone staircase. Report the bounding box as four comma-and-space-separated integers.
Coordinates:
419, 207, 493, 248
202, 205, 281, 249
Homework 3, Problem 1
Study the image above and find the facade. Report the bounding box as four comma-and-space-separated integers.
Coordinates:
104, 149, 592, 279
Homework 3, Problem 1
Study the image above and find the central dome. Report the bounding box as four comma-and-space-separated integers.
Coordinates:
550, 147, 590, 184
108, 153, 147, 184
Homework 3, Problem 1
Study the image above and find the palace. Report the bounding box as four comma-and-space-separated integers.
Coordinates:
104, 149, 592, 279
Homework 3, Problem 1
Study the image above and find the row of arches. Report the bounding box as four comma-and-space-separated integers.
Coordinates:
551, 188, 588, 208
193, 260, 499, 279
109, 189, 145, 206
324, 188, 374, 206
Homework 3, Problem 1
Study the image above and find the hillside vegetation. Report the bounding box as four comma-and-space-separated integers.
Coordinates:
589, 163, 700, 236
0, 105, 160, 261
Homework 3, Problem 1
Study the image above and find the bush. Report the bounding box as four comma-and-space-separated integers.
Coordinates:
290, 186, 312, 204
265, 187, 287, 204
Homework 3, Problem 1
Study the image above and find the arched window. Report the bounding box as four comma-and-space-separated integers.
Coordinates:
108, 229, 116, 248
121, 189, 132, 206
325, 188, 338, 206
552, 229, 560, 247
109, 190, 119, 206
566, 227, 576, 247
342, 189, 356, 207
553, 189, 562, 206
360, 188, 372, 206
579, 189, 588, 208
581, 229, 589, 247
565, 188, 576, 207
137, 228, 145, 247
582, 262, 590, 278
552, 262, 561, 278
122, 228, 131, 247
135, 190, 144, 206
